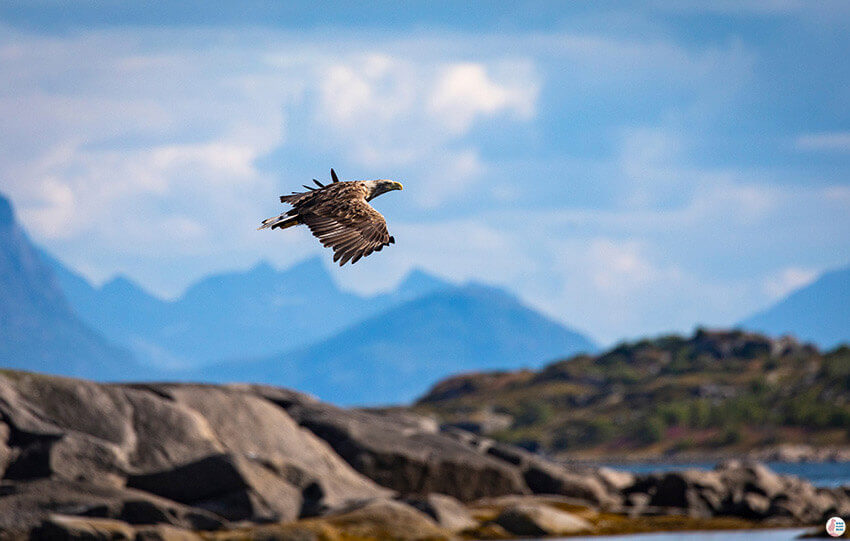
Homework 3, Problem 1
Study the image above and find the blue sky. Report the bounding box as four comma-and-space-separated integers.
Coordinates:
1, 1, 848, 344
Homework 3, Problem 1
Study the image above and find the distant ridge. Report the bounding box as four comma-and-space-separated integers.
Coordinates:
202, 283, 597, 405
740, 266, 850, 349
44, 253, 458, 367
0, 192, 137, 379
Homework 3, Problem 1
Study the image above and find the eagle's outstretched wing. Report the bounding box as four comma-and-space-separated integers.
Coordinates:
281, 182, 395, 265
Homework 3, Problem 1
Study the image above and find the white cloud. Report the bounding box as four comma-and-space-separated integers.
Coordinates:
311, 54, 537, 207
428, 62, 537, 134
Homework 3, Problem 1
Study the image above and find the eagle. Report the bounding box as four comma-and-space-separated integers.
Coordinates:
258, 169, 403, 265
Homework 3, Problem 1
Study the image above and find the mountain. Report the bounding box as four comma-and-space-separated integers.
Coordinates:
46, 253, 453, 367
202, 284, 597, 405
410, 329, 850, 459
740, 267, 850, 349
0, 193, 137, 379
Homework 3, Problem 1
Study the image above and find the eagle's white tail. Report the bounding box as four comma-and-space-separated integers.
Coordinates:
258, 214, 299, 230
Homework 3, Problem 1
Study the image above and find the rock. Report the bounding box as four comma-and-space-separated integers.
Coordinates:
126, 453, 295, 521
494, 504, 592, 536
29, 515, 136, 540
738, 492, 771, 518
134, 525, 203, 541
316, 499, 452, 540
359, 408, 441, 435
148, 384, 388, 517
403, 493, 477, 532
482, 442, 615, 507
282, 400, 527, 501
596, 467, 635, 492
623, 469, 730, 518
0, 374, 134, 485
625, 492, 651, 515
715, 461, 784, 499
0, 479, 225, 534
524, 461, 614, 507
0, 374, 389, 526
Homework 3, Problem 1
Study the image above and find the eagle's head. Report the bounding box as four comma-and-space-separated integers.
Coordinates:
364, 179, 403, 201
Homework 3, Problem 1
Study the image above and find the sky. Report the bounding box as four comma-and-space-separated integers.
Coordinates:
1, 1, 849, 345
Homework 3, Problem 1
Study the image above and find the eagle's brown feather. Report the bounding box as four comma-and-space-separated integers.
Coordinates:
263, 180, 394, 266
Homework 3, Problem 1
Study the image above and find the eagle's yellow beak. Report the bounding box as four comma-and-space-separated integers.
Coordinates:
393, 182, 404, 191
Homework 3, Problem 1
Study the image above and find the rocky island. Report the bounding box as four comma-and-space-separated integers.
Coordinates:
0, 370, 847, 540
411, 329, 850, 463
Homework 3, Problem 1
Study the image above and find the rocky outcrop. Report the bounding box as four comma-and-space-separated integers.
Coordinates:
619, 460, 847, 524
277, 396, 529, 501
0, 373, 386, 535
0, 370, 848, 539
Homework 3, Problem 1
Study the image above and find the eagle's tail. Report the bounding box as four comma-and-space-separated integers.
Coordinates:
258, 214, 300, 231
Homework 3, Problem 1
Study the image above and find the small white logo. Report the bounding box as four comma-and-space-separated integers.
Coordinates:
827, 516, 846, 537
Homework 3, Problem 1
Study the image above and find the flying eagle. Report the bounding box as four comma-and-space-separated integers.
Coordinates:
258, 169, 403, 265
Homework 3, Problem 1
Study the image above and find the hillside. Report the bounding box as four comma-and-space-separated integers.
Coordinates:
201, 284, 597, 405
411, 329, 850, 460
741, 266, 850, 349
0, 193, 136, 379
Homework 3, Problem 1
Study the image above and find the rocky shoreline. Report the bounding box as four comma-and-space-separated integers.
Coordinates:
561, 443, 850, 466
0, 371, 847, 540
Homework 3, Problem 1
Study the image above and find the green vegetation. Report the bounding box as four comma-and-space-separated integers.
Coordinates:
413, 330, 850, 457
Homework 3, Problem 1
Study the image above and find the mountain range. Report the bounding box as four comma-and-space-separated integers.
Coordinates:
0, 194, 137, 379
202, 283, 596, 404
44, 253, 452, 369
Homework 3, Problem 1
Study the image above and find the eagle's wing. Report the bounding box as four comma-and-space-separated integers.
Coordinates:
290, 185, 394, 265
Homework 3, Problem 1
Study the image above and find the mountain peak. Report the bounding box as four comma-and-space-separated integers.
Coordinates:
0, 193, 15, 228
101, 275, 152, 297
396, 268, 451, 297
740, 265, 850, 349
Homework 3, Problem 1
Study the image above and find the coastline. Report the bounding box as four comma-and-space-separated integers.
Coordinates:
2, 371, 848, 540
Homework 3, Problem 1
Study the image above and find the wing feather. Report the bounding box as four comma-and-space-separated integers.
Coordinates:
283, 181, 393, 265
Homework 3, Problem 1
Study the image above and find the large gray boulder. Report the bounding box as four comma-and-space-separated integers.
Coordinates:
494, 503, 593, 536
0, 374, 388, 529
134, 384, 388, 520
484, 442, 616, 507
276, 398, 528, 501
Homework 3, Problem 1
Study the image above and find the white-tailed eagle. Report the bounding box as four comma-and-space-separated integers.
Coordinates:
258, 169, 403, 265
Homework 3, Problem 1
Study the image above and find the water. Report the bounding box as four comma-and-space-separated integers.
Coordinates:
598, 461, 850, 487
564, 529, 809, 540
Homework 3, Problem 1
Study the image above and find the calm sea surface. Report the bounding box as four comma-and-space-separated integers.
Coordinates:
599, 461, 850, 487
